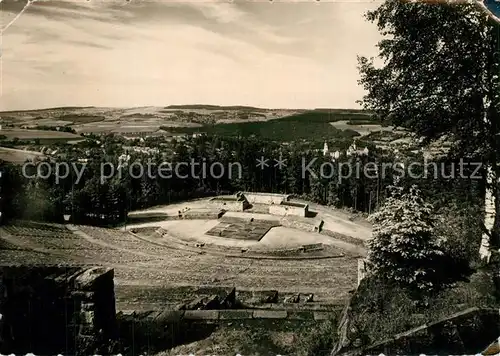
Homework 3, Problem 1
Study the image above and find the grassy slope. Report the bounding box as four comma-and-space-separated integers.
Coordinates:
154, 318, 338, 356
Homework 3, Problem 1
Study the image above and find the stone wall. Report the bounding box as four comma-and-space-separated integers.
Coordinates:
280, 216, 322, 232
122, 308, 337, 323
0, 265, 117, 355
207, 197, 246, 212
182, 209, 225, 219
241, 192, 289, 205
269, 202, 308, 217
127, 211, 177, 223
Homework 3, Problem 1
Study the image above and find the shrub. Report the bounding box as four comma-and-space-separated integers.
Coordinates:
295, 319, 338, 356
367, 184, 445, 295
347, 271, 498, 347
435, 201, 483, 267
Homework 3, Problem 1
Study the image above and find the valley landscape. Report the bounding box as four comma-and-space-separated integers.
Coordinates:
1, 0, 500, 355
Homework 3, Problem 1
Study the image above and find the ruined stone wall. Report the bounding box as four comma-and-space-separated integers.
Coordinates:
127, 211, 176, 223
280, 216, 322, 232
207, 198, 245, 211
0, 265, 116, 355
182, 209, 225, 219
242, 192, 289, 205
269, 204, 307, 217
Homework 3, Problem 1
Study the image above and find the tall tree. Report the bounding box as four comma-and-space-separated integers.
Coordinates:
358, 1, 500, 262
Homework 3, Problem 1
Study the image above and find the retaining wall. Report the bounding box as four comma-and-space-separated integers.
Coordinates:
241, 192, 290, 205
208, 197, 248, 211
127, 211, 175, 223
182, 209, 225, 219
127, 309, 337, 322
269, 202, 308, 217
280, 216, 323, 233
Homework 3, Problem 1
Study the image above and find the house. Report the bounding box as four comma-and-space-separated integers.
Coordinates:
322, 140, 369, 159
110, 126, 162, 138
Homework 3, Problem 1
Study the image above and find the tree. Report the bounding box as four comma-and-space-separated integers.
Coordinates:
358, 1, 500, 262
367, 184, 445, 295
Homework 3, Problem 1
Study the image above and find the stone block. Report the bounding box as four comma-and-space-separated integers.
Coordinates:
250, 290, 278, 304
154, 310, 185, 323
0, 265, 117, 354
74, 267, 114, 290
81, 302, 95, 311
220, 288, 236, 308
186, 297, 205, 310
203, 295, 221, 309
184, 310, 219, 320
301, 243, 323, 252
284, 294, 300, 303
219, 310, 254, 320
71, 290, 95, 300
253, 310, 287, 319
300, 293, 314, 303
80, 310, 95, 325
140, 310, 162, 322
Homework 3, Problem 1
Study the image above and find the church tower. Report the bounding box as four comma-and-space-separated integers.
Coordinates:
323, 141, 329, 156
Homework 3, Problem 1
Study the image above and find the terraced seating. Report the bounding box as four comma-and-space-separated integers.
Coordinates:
2, 224, 108, 252
78, 226, 145, 247
3, 225, 75, 239
78, 226, 191, 259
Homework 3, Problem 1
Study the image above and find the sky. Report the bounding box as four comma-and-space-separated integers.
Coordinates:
1, 0, 381, 111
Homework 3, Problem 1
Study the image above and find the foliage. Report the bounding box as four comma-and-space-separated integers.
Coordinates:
357, 0, 500, 251
0, 132, 482, 228
367, 184, 447, 294
347, 271, 498, 348
435, 199, 484, 267
31, 125, 77, 134
294, 318, 338, 356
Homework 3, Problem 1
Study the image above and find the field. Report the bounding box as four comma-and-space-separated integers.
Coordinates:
0, 106, 374, 141
0, 128, 81, 140
330, 120, 402, 137
0, 147, 45, 164
167, 111, 374, 141
0, 106, 299, 133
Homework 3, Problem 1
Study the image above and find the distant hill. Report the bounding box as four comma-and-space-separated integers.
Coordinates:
164, 105, 268, 111
0, 106, 95, 114
312, 108, 370, 114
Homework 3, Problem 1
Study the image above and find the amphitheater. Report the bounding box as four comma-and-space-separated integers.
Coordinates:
0, 192, 372, 312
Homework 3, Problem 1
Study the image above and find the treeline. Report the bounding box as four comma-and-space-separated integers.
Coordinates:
30, 125, 77, 134
0, 134, 482, 226
164, 111, 370, 141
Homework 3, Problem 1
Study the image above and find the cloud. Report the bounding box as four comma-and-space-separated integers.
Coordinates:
195, 2, 247, 23
1, 0, 381, 110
